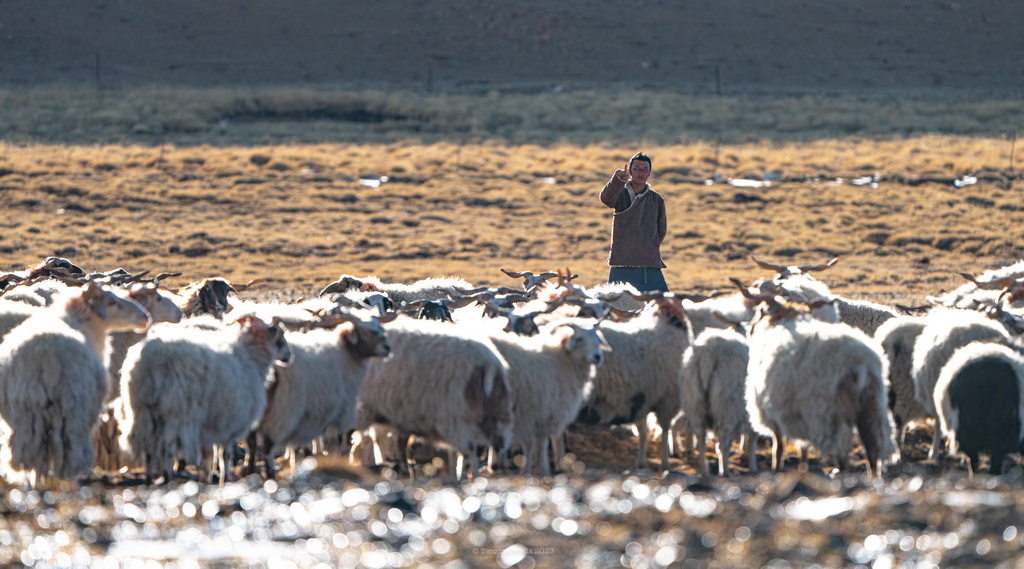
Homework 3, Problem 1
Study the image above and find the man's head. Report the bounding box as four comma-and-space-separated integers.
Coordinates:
628, 152, 652, 186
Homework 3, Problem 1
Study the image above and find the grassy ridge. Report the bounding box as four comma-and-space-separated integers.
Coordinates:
2, 86, 1024, 147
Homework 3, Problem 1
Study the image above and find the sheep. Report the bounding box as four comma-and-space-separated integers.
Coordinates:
832, 296, 899, 336
750, 255, 842, 323
93, 283, 185, 473
351, 316, 514, 479
678, 259, 840, 338
0, 280, 151, 486
910, 306, 1012, 458
927, 260, 1024, 309
104, 283, 185, 397
680, 325, 756, 476
572, 294, 694, 471
254, 308, 392, 477
118, 315, 291, 484
173, 277, 262, 318
318, 274, 478, 306
934, 342, 1024, 475
0, 256, 85, 292
742, 293, 898, 476
486, 321, 606, 475
682, 292, 759, 337
873, 314, 931, 453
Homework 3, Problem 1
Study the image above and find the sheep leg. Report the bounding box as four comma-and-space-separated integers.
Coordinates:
635, 419, 650, 470
539, 437, 552, 477
694, 428, 710, 477
265, 451, 277, 480
467, 449, 480, 479
550, 433, 566, 472
964, 450, 979, 479
771, 429, 785, 472
927, 421, 944, 460
244, 432, 260, 477
212, 444, 227, 485
745, 432, 759, 474
989, 447, 1012, 475
400, 435, 415, 480
519, 440, 535, 475
717, 434, 732, 477
659, 424, 672, 472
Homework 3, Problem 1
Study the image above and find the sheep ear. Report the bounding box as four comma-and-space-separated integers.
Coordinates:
82, 280, 108, 318
557, 326, 576, 350
336, 321, 356, 342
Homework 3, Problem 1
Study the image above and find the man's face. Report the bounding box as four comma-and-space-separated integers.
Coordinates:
629, 160, 651, 186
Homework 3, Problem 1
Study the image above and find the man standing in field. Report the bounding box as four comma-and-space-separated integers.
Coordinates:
599, 152, 669, 293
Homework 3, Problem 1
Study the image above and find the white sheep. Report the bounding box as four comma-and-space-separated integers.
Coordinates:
93, 283, 185, 473
934, 342, 1024, 475
486, 321, 606, 475
351, 315, 514, 479
572, 294, 694, 471
254, 308, 391, 477
105, 283, 185, 398
680, 326, 756, 476
928, 260, 1024, 309
682, 293, 758, 337
910, 306, 1011, 458
744, 296, 898, 476
118, 315, 291, 484
0, 281, 151, 486
873, 314, 931, 453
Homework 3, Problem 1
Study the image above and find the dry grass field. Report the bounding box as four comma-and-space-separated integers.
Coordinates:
2, 111, 1022, 307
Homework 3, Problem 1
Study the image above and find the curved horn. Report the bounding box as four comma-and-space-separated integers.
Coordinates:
750, 256, 788, 273
959, 271, 1019, 291
798, 256, 840, 273
231, 278, 265, 292
729, 277, 774, 301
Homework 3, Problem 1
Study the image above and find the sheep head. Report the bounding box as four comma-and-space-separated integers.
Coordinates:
318, 275, 365, 297
235, 315, 292, 365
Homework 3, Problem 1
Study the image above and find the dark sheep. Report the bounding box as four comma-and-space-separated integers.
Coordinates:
935, 342, 1024, 475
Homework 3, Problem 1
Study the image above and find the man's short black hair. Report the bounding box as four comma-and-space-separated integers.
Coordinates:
630, 152, 652, 169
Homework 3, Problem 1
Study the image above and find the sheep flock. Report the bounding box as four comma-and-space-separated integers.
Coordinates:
2, 255, 1024, 488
